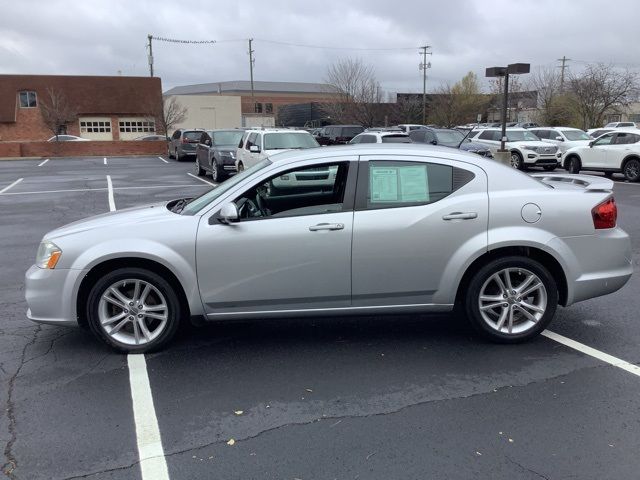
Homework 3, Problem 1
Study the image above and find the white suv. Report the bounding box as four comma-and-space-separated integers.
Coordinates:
529, 127, 592, 153
349, 131, 412, 144
563, 128, 640, 181
470, 128, 561, 170
235, 129, 319, 171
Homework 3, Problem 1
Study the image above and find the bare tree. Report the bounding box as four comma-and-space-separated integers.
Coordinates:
39, 88, 78, 140
322, 57, 385, 126
567, 64, 639, 129
428, 72, 487, 127
148, 96, 187, 136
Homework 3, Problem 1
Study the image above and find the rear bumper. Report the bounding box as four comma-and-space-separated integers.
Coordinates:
25, 265, 84, 326
547, 228, 633, 305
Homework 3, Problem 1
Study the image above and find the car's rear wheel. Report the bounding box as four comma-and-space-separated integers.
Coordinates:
194, 158, 206, 176
86, 268, 181, 353
175, 148, 182, 162
168, 147, 174, 159
510, 151, 525, 170
623, 158, 640, 182
464, 256, 558, 343
566, 156, 581, 174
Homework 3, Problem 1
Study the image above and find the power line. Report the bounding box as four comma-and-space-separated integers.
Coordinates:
151, 35, 244, 44
253, 38, 418, 51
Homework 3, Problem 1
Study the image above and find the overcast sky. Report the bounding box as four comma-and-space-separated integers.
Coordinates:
1, 0, 639, 95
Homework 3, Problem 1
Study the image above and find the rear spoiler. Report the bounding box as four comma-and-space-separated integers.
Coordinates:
530, 173, 614, 192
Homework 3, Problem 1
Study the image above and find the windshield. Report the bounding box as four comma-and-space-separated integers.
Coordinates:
180, 159, 272, 215
381, 135, 412, 143
212, 131, 244, 146
561, 130, 591, 141
435, 130, 465, 147
506, 130, 540, 142
264, 133, 319, 150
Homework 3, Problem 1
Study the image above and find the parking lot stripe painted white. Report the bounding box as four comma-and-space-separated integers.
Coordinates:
106, 175, 116, 212
158, 156, 169, 163
0, 178, 23, 194
187, 172, 216, 186
37, 158, 49, 167
127, 354, 170, 480
0, 184, 210, 196
103, 157, 107, 165
543, 330, 640, 377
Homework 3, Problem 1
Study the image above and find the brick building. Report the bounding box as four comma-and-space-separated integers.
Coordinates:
163, 80, 341, 127
0, 74, 163, 142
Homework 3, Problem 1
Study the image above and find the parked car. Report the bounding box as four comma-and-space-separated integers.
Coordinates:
604, 122, 637, 128
587, 128, 615, 139
562, 128, 640, 181
47, 135, 90, 142
394, 124, 427, 134
470, 128, 560, 170
529, 127, 592, 153
25, 144, 632, 352
349, 131, 412, 144
194, 129, 246, 181
316, 125, 364, 145
409, 128, 493, 157
168, 129, 204, 161
133, 134, 169, 141
235, 129, 319, 170
514, 122, 540, 129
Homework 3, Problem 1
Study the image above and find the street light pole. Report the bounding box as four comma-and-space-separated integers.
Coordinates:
500, 73, 509, 151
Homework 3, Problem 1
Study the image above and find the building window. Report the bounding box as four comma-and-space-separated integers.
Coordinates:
629, 114, 640, 123
118, 120, 155, 133
80, 120, 112, 133
19, 91, 37, 108
254, 102, 263, 113
265, 103, 273, 114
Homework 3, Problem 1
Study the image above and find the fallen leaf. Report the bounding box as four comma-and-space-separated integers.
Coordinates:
476, 451, 482, 456
508, 438, 514, 443
306, 388, 313, 393
227, 439, 235, 446
234, 410, 244, 415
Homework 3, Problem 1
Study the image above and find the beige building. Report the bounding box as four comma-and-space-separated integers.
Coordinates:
165, 94, 242, 132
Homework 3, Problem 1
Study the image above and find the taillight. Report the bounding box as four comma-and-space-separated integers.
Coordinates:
592, 198, 617, 229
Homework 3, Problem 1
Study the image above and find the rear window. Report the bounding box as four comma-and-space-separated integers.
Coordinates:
184, 131, 202, 141
381, 135, 411, 143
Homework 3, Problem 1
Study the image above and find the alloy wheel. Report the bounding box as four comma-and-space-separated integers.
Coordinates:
624, 160, 640, 181
478, 268, 547, 335
510, 154, 520, 168
98, 279, 169, 346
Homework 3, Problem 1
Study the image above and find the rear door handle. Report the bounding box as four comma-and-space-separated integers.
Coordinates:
442, 212, 478, 220
309, 223, 344, 231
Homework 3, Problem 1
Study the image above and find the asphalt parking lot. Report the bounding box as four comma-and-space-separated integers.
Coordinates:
1, 155, 640, 480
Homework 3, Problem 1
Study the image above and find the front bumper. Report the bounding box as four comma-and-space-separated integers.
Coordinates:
548, 227, 633, 306
523, 153, 561, 166
25, 265, 85, 326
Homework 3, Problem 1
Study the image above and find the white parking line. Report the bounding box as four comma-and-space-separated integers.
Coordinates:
187, 172, 216, 186
0, 178, 23, 194
158, 156, 169, 164
127, 355, 170, 480
542, 330, 640, 377
38, 158, 49, 167
0, 184, 209, 196
104, 157, 108, 165
106, 175, 115, 211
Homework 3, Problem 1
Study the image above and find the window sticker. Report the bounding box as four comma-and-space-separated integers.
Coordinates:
370, 165, 429, 203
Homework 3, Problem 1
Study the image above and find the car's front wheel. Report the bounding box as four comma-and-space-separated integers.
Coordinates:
86, 268, 182, 353
211, 159, 225, 182
510, 151, 525, 170
566, 155, 581, 174
464, 256, 558, 343
623, 158, 640, 182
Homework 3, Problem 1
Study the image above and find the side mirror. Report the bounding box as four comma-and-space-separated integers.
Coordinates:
431, 140, 438, 145
218, 202, 239, 224
249, 145, 261, 153
589, 141, 594, 148
205, 139, 211, 146
555, 136, 564, 141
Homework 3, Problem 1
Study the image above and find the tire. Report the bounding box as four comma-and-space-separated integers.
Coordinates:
210, 159, 225, 182
464, 256, 558, 343
623, 158, 640, 182
604, 172, 614, 179
194, 158, 206, 176
168, 147, 174, 159
543, 165, 557, 171
175, 148, 182, 162
566, 155, 581, 174
85, 267, 182, 353
510, 151, 525, 170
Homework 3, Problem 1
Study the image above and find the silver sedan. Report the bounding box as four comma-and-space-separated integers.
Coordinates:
25, 145, 633, 352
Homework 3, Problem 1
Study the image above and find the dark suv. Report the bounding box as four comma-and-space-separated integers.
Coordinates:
169, 129, 203, 161
316, 125, 364, 145
194, 129, 246, 181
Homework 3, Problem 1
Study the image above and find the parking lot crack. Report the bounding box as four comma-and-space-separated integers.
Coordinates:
2, 325, 41, 479
59, 460, 140, 480
505, 456, 551, 480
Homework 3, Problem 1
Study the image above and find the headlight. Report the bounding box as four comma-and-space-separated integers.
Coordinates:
229, 151, 236, 159
36, 241, 62, 269
522, 145, 538, 152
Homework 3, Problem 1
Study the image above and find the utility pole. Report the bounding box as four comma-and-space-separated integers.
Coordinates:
147, 34, 154, 77
248, 38, 255, 112
557, 55, 570, 91
419, 46, 431, 125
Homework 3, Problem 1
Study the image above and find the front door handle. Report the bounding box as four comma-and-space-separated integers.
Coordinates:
442, 212, 478, 220
309, 223, 344, 231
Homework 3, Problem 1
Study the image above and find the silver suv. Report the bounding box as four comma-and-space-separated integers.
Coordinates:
169, 128, 204, 161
